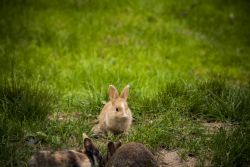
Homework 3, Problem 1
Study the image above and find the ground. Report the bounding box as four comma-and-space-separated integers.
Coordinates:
0, 0, 250, 166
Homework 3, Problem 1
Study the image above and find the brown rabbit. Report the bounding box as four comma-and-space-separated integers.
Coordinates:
28, 135, 102, 167
92, 85, 132, 136
103, 142, 159, 167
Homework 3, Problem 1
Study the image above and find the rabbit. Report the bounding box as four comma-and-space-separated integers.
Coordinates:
100, 141, 122, 166
92, 85, 132, 136
28, 134, 102, 167
103, 141, 159, 167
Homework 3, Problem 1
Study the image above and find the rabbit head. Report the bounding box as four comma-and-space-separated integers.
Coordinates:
104, 142, 159, 167
83, 135, 103, 166
108, 85, 131, 120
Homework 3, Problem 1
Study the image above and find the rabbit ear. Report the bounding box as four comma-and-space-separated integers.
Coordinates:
114, 141, 122, 150
109, 85, 119, 101
83, 138, 94, 152
107, 141, 122, 158
120, 85, 130, 100
107, 142, 116, 157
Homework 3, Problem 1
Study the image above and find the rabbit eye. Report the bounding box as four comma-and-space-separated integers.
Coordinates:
115, 108, 119, 112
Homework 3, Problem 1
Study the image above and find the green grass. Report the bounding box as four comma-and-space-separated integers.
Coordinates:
0, 0, 250, 166
210, 127, 250, 167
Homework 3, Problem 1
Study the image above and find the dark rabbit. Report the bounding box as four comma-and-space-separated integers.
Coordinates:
103, 142, 159, 167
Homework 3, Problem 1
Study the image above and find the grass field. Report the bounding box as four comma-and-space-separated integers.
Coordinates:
0, 0, 250, 166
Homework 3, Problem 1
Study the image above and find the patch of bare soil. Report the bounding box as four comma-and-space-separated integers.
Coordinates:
48, 111, 98, 122
201, 121, 236, 134
48, 112, 82, 121
156, 150, 198, 167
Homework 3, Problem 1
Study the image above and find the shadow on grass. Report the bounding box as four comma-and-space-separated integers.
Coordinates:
210, 126, 250, 167
0, 77, 57, 166
0, 77, 56, 121
176, 0, 250, 71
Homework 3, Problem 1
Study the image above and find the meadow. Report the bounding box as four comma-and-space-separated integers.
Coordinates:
0, 0, 250, 166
